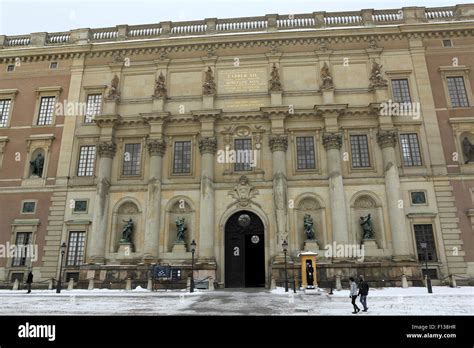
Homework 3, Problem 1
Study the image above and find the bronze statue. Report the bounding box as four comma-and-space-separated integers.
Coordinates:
462, 137, 474, 164
30, 153, 44, 177
121, 218, 133, 243
303, 214, 316, 240
176, 217, 186, 242
360, 214, 375, 240
269, 63, 282, 91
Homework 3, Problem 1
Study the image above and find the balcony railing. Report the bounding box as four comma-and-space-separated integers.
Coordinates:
0, 4, 472, 49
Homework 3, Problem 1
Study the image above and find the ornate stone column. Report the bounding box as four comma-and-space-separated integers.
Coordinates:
323, 132, 349, 244
269, 135, 289, 246
198, 136, 217, 260
88, 141, 116, 263
143, 139, 166, 262
377, 130, 414, 260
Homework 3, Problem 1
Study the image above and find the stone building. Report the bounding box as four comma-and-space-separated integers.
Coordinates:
0, 4, 473, 289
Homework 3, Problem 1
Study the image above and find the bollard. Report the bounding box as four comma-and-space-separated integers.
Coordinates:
88, 278, 94, 290
208, 277, 215, 291
147, 278, 153, 291
270, 278, 276, 290
67, 278, 74, 291
12, 279, 19, 291
125, 278, 132, 291
449, 274, 457, 288
335, 274, 342, 291
48, 278, 53, 290
186, 276, 191, 291
402, 274, 409, 288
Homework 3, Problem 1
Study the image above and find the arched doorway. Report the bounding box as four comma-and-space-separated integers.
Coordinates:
225, 210, 265, 288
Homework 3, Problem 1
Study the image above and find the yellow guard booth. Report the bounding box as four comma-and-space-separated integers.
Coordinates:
298, 251, 318, 288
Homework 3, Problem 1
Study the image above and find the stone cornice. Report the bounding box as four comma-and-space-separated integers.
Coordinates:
2, 20, 473, 63
93, 114, 122, 127
192, 109, 222, 123
140, 112, 171, 124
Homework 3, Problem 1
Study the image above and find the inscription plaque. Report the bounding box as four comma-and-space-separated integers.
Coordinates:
218, 68, 267, 94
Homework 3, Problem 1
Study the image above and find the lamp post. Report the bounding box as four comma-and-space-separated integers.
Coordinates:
282, 240, 288, 292
420, 240, 433, 294
56, 242, 67, 294
190, 240, 196, 293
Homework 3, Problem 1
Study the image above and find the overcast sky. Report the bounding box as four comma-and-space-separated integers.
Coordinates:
0, 0, 463, 36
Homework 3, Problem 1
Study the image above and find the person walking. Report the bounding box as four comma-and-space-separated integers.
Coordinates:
26, 270, 33, 294
358, 275, 369, 312
349, 277, 360, 314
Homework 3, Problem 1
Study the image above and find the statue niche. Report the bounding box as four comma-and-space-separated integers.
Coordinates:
353, 195, 379, 244
115, 201, 141, 252
297, 197, 323, 250
167, 199, 194, 252
29, 149, 45, 178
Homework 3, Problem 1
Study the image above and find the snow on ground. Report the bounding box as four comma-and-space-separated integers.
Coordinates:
0, 286, 472, 316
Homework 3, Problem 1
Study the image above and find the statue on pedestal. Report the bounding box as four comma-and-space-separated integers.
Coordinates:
30, 153, 44, 177
176, 217, 186, 243
359, 214, 375, 240
303, 214, 316, 240
320, 62, 334, 90
121, 218, 134, 243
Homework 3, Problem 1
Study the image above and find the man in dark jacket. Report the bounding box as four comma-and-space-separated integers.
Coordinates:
26, 271, 33, 294
358, 275, 369, 312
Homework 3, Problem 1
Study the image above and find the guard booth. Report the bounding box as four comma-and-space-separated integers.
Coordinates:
298, 251, 318, 289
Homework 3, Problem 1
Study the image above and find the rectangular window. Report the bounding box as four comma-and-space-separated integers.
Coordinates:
442, 39, 453, 48
0, 99, 12, 128
391, 79, 412, 104
296, 136, 316, 170
446, 76, 469, 108
234, 138, 253, 172
84, 94, 102, 123
7, 65, 15, 72
122, 143, 142, 176
37, 96, 55, 125
350, 135, 371, 168
77, 146, 96, 177
411, 191, 427, 205
173, 141, 192, 174
73, 200, 88, 213
21, 201, 36, 214
414, 224, 438, 262
11, 232, 32, 267
67, 231, 86, 266
49, 62, 58, 69
400, 133, 422, 166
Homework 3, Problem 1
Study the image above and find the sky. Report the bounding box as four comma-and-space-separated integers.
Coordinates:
0, 0, 464, 36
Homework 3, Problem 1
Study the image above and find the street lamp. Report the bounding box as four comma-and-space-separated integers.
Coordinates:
282, 240, 288, 292
56, 242, 67, 294
420, 240, 433, 294
190, 240, 196, 293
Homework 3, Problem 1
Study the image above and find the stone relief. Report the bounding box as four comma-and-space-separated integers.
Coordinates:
228, 175, 259, 207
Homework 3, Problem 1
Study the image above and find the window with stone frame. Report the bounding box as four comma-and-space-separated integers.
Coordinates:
350, 134, 371, 168
11, 232, 32, 267
84, 94, 102, 123
37, 96, 56, 125
296, 136, 316, 170
0, 99, 12, 128
173, 141, 192, 174
66, 231, 86, 266
400, 133, 422, 166
122, 143, 142, 176
73, 200, 88, 213
446, 76, 469, 108
391, 79, 412, 104
77, 145, 96, 177
234, 138, 253, 172
21, 201, 36, 214
414, 224, 438, 262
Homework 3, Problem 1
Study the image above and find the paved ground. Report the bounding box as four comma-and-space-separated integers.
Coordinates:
0, 287, 472, 315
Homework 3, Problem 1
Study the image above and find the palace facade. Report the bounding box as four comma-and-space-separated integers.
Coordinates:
1, 4, 473, 288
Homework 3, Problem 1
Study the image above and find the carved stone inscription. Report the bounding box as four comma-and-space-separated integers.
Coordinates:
218, 68, 267, 94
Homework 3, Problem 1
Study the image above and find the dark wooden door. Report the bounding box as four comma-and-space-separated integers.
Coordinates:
225, 211, 264, 288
